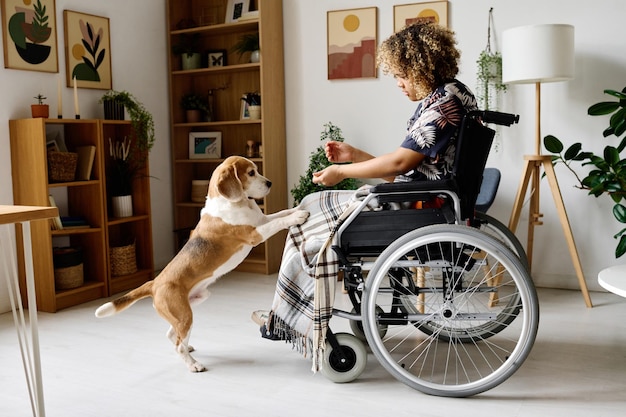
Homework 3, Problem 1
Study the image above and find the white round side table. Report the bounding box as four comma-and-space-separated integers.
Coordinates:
598, 265, 626, 298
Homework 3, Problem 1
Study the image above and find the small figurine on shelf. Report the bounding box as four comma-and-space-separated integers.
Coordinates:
31, 94, 49, 118
246, 140, 256, 157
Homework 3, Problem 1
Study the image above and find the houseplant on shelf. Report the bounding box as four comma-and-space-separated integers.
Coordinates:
291, 122, 359, 205
31, 94, 49, 118
99, 90, 155, 155
181, 93, 210, 122
172, 33, 201, 70
232, 32, 260, 63
544, 86, 626, 257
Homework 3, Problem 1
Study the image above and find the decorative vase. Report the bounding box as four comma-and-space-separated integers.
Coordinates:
248, 105, 261, 120
250, 50, 260, 63
181, 53, 201, 70
31, 104, 49, 118
112, 195, 133, 218
103, 100, 125, 120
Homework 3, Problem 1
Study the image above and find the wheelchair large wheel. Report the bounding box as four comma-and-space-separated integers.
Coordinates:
362, 224, 539, 397
474, 211, 529, 271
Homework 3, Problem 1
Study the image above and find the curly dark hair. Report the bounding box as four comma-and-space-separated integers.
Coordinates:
377, 21, 460, 98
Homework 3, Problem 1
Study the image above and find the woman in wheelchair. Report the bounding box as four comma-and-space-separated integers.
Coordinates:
254, 20, 478, 366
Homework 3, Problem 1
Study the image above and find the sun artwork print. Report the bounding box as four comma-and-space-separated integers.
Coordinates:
327, 7, 377, 80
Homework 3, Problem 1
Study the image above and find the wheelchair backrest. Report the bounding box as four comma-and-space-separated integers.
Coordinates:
452, 113, 496, 220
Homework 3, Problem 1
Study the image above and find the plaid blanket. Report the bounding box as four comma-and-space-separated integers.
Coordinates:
270, 190, 359, 372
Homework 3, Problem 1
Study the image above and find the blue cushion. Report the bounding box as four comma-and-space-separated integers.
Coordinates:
475, 168, 501, 213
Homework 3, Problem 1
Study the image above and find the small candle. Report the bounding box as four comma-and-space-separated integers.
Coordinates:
73, 76, 79, 118
57, 76, 62, 118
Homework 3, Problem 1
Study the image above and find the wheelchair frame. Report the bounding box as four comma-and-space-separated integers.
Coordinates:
318, 111, 539, 397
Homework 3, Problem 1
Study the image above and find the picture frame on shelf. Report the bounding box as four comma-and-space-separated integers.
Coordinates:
189, 132, 222, 159
240, 95, 250, 120
225, 0, 250, 23
393, 1, 448, 32
63, 10, 112, 89
1, 0, 59, 72
207, 49, 227, 67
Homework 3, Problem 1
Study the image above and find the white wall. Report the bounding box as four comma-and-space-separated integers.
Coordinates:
282, 0, 626, 295
0, 0, 172, 312
2, 0, 624, 313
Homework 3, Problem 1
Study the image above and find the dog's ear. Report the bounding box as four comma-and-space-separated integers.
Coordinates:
216, 165, 244, 202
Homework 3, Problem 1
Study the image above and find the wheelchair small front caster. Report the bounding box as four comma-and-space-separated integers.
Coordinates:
321, 333, 367, 383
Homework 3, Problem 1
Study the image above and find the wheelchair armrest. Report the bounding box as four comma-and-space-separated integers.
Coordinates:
370, 179, 457, 194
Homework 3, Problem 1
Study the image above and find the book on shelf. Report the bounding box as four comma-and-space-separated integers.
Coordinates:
60, 216, 90, 229
48, 195, 63, 230
75, 145, 96, 180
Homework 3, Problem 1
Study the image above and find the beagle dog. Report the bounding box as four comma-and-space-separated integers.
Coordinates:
95, 156, 309, 372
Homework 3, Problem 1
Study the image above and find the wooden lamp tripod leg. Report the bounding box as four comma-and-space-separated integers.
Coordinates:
507, 155, 593, 308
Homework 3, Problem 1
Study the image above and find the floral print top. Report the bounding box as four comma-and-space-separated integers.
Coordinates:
396, 80, 478, 182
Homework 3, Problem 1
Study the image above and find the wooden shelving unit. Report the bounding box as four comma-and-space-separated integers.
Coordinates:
166, 0, 288, 274
9, 118, 154, 312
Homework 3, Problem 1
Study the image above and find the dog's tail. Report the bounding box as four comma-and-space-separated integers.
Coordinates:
95, 281, 154, 318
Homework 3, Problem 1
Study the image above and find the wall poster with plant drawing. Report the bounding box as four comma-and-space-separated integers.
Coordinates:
1, 0, 59, 72
63, 10, 111, 89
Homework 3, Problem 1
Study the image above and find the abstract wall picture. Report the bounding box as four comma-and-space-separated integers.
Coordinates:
1, 0, 59, 72
393, 1, 448, 32
327, 7, 377, 80
64, 10, 112, 89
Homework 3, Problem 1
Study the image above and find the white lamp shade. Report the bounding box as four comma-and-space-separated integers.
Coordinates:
502, 24, 575, 84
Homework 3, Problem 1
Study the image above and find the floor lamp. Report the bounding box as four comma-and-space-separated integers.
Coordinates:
502, 24, 592, 307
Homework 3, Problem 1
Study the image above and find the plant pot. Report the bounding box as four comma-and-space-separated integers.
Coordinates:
111, 195, 133, 218
31, 104, 49, 118
185, 109, 202, 123
250, 50, 260, 63
181, 53, 201, 70
248, 105, 261, 120
103, 100, 125, 120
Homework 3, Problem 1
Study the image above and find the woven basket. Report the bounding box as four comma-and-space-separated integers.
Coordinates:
54, 263, 84, 290
48, 151, 78, 182
110, 242, 138, 276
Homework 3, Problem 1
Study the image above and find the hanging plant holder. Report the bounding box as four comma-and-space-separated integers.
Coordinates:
476, 8, 506, 111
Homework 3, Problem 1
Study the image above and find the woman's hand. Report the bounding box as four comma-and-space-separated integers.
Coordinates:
325, 141, 354, 163
312, 165, 344, 187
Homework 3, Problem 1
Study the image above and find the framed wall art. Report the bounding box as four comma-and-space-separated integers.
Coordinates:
327, 7, 377, 80
207, 49, 226, 67
1, 0, 59, 72
189, 132, 222, 159
393, 1, 448, 32
225, 0, 249, 23
63, 10, 112, 89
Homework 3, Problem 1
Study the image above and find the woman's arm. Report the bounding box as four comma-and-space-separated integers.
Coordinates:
312, 147, 425, 186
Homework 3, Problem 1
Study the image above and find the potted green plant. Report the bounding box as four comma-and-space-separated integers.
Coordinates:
31, 94, 49, 118
544, 86, 626, 257
172, 33, 201, 70
180, 93, 209, 123
100, 90, 155, 155
291, 122, 360, 205
232, 32, 260, 63
475, 9, 506, 111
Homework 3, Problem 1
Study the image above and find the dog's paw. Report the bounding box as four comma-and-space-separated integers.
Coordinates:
290, 209, 309, 226
189, 362, 207, 373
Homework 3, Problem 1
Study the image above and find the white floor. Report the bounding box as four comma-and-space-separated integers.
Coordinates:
1, 271, 625, 417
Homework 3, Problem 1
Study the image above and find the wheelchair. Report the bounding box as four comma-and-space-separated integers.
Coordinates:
319, 110, 539, 397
